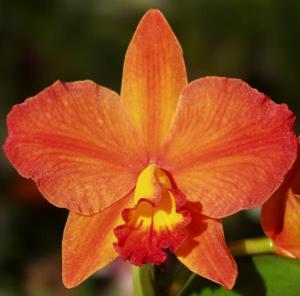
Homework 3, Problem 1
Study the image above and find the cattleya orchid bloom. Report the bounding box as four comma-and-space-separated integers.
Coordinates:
4, 9, 297, 290
262, 137, 300, 258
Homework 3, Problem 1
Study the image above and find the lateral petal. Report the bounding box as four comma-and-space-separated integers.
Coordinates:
121, 9, 187, 158
175, 204, 237, 289
4, 80, 146, 215
160, 77, 297, 218
62, 193, 134, 288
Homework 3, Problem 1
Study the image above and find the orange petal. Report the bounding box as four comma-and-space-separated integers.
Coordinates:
62, 193, 134, 288
275, 190, 300, 258
121, 9, 187, 158
261, 139, 300, 239
260, 182, 286, 241
4, 80, 146, 215
160, 77, 297, 218
262, 145, 300, 258
175, 204, 237, 289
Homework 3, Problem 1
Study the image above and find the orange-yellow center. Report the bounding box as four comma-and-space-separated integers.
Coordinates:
131, 164, 183, 229
114, 164, 190, 265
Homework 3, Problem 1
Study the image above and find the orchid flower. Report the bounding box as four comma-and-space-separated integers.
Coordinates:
262, 137, 300, 258
4, 9, 297, 290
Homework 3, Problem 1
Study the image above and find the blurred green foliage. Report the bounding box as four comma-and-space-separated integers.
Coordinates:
181, 255, 300, 296
1, 0, 300, 295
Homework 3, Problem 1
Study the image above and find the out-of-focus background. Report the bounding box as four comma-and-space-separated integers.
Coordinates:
1, 0, 300, 295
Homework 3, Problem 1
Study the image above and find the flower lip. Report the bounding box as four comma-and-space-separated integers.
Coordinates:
113, 164, 191, 265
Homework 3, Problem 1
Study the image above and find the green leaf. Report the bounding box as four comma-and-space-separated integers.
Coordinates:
181, 255, 300, 296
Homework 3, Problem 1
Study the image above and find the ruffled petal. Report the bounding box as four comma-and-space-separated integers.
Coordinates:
114, 189, 190, 265
175, 204, 237, 289
62, 193, 134, 288
160, 77, 297, 218
4, 80, 146, 215
121, 9, 187, 158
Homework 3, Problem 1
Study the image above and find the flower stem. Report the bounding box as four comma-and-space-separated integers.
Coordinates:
132, 264, 155, 296
132, 237, 275, 296
228, 236, 275, 256
175, 273, 197, 296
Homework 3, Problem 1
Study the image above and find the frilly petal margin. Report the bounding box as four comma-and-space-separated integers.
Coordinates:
4, 80, 147, 215
159, 77, 297, 218
121, 9, 187, 159
175, 204, 237, 289
62, 193, 134, 288
114, 189, 191, 265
